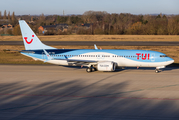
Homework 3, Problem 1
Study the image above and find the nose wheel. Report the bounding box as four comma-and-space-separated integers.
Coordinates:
155, 69, 160, 73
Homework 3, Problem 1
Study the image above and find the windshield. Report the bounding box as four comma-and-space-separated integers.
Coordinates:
160, 55, 167, 57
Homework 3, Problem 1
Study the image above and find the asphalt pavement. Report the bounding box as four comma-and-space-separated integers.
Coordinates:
0, 65, 179, 120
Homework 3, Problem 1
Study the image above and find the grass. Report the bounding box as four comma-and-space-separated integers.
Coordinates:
0, 45, 179, 64
0, 35, 179, 41
0, 52, 49, 64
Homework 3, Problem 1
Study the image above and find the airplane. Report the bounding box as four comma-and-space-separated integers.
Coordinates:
18, 20, 174, 73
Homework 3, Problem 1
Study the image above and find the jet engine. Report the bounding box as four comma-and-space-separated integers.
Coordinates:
97, 62, 116, 71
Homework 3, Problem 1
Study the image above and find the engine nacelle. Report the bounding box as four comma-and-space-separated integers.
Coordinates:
97, 62, 116, 71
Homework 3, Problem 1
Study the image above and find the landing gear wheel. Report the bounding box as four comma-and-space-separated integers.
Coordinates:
93, 68, 97, 71
155, 69, 159, 73
91, 67, 97, 72
86, 68, 92, 73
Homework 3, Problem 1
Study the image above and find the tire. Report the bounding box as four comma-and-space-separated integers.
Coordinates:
91, 67, 97, 72
155, 69, 159, 73
86, 68, 91, 73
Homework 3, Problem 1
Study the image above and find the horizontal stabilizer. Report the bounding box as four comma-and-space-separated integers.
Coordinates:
43, 49, 54, 62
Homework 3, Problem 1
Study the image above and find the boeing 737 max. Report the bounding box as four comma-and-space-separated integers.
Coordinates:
18, 20, 174, 73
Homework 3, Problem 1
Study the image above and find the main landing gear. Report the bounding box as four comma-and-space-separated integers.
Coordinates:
86, 67, 92, 73
86, 67, 97, 73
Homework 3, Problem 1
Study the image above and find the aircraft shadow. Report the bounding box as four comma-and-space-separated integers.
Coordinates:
61, 65, 179, 72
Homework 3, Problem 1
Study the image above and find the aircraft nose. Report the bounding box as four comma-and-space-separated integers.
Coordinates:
167, 57, 174, 64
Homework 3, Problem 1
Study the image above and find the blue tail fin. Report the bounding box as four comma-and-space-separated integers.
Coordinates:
19, 20, 56, 50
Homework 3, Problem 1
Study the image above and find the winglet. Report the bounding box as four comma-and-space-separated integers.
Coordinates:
94, 44, 98, 50
43, 49, 54, 62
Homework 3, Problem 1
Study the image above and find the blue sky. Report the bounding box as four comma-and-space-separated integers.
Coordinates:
0, 0, 179, 15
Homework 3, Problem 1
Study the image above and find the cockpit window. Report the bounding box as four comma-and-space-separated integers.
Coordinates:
160, 55, 167, 57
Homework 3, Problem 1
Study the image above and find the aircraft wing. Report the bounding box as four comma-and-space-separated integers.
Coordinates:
66, 59, 97, 63
43, 51, 98, 66
55, 58, 97, 63
55, 58, 98, 66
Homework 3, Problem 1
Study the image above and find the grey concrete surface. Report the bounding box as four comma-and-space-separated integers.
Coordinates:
0, 65, 179, 120
1, 41, 179, 46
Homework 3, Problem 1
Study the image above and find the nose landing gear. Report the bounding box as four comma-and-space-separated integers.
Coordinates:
155, 66, 165, 73
155, 69, 160, 73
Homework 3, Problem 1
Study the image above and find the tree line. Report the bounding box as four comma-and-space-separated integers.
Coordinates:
0, 10, 17, 25
0, 10, 179, 35
0, 10, 19, 35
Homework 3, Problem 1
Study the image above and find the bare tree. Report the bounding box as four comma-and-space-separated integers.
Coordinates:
0, 11, 2, 19
31, 16, 33, 21
13, 25, 21, 35
40, 13, 45, 21
11, 12, 15, 21
8, 11, 11, 21
3, 10, 6, 19
11, 11, 16, 25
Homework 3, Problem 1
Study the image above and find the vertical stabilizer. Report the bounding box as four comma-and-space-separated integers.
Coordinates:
19, 20, 56, 50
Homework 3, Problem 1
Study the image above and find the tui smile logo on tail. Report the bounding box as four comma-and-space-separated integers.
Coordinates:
24, 35, 34, 44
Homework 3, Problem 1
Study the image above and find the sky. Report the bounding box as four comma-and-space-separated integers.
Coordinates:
0, 0, 179, 15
